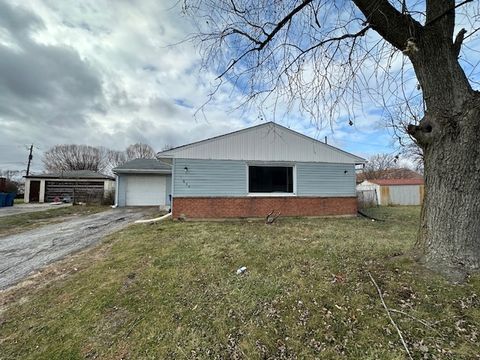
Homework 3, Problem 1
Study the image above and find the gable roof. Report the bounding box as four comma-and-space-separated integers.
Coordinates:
113, 158, 171, 174
25, 170, 114, 180
368, 178, 424, 186
158, 122, 365, 164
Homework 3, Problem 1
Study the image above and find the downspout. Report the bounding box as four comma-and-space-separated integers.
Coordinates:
170, 158, 175, 214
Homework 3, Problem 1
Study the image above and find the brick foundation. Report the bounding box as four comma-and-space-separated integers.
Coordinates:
172, 196, 357, 219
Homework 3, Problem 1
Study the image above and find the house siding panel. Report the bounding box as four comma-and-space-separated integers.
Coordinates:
173, 160, 356, 198
165, 175, 172, 205
296, 163, 356, 196
160, 123, 365, 164
173, 159, 247, 197
117, 175, 127, 207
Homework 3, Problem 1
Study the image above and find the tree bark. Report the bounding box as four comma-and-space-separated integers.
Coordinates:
361, 1, 480, 281
341, 1, 480, 280
416, 93, 480, 281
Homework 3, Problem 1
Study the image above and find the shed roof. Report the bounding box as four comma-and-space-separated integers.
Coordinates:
158, 122, 365, 164
369, 178, 424, 186
25, 170, 114, 180
113, 159, 171, 174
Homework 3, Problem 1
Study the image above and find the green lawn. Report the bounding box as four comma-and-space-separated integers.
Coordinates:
0, 205, 109, 237
0, 207, 479, 359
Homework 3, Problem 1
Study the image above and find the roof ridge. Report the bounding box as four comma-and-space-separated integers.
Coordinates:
158, 121, 365, 163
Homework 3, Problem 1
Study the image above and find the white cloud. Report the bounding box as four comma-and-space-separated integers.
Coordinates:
6, 1, 476, 173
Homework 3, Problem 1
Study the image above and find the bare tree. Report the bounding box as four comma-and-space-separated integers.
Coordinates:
363, 153, 399, 179
185, 0, 480, 279
360, 153, 423, 182
0, 169, 22, 182
43, 145, 106, 173
162, 144, 175, 151
102, 149, 127, 176
384, 100, 424, 173
125, 143, 156, 160
0, 169, 22, 193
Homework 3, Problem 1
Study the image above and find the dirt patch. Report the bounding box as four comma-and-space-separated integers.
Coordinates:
0, 209, 147, 290
0, 236, 116, 314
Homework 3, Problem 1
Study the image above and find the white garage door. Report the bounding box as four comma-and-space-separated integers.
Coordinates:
126, 175, 166, 206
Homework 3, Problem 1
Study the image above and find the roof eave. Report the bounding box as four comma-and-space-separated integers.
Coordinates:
24, 176, 114, 180
113, 169, 172, 174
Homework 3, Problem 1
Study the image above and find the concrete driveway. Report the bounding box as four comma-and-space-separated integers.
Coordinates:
0, 208, 146, 289
0, 203, 72, 218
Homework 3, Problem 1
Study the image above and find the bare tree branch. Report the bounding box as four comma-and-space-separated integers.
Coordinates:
353, 0, 422, 49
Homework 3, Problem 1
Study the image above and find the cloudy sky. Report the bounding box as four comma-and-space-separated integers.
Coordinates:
0, 0, 477, 175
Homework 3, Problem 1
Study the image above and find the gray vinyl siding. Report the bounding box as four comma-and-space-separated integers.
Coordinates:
296, 163, 356, 197
116, 175, 127, 207
173, 159, 247, 197
165, 175, 172, 205
160, 122, 365, 164
173, 159, 355, 197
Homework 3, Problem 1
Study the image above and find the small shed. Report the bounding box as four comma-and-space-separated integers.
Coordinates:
113, 159, 172, 208
24, 170, 115, 204
357, 178, 424, 206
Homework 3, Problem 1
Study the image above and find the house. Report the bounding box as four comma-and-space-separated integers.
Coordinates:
113, 159, 172, 208
356, 178, 424, 206
24, 170, 115, 204
151, 122, 365, 219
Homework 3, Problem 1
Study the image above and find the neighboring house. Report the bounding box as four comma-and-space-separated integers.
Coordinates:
113, 159, 172, 208
357, 178, 424, 206
152, 122, 365, 219
24, 170, 115, 204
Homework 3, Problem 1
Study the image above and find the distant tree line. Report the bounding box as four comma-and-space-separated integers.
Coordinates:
42, 143, 158, 175
0, 169, 22, 193
359, 153, 423, 183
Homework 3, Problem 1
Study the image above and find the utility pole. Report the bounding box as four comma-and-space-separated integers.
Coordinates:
26, 144, 33, 176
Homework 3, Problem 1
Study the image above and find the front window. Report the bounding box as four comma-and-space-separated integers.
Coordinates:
248, 166, 293, 193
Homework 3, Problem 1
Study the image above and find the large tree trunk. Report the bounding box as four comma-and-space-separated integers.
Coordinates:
403, 10, 480, 280
416, 94, 480, 281
353, 0, 480, 280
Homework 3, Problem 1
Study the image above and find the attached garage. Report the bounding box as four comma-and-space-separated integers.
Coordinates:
125, 175, 167, 206
113, 159, 172, 208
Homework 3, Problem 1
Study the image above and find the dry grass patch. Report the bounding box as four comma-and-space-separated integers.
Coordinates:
0, 207, 479, 359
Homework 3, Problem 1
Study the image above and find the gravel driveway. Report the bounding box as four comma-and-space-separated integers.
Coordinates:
0, 208, 146, 289
0, 203, 72, 218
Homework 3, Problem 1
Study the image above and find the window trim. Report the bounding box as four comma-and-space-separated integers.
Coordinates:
246, 163, 297, 196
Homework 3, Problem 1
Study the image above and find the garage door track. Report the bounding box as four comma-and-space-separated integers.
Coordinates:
0, 208, 146, 290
